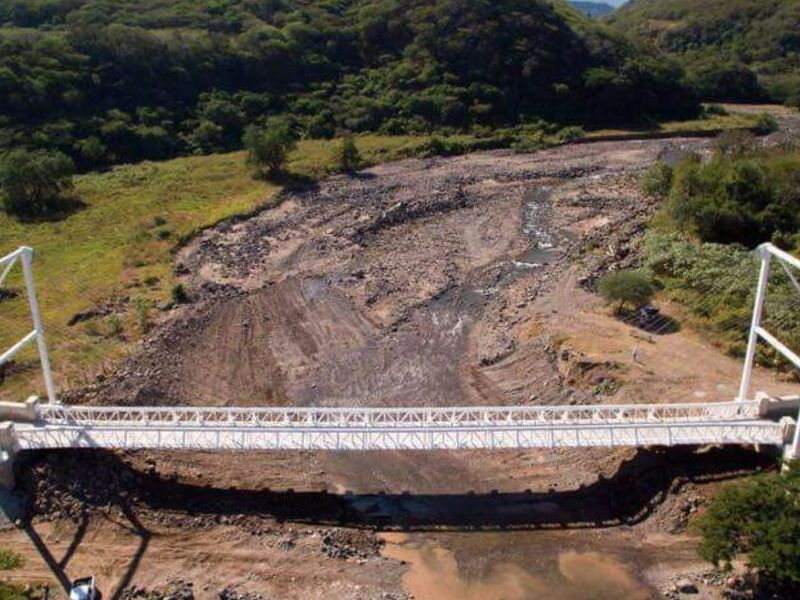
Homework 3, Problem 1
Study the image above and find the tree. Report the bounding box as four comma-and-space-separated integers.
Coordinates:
335, 136, 362, 172
598, 270, 654, 313
696, 464, 800, 590
0, 149, 76, 219
242, 118, 297, 178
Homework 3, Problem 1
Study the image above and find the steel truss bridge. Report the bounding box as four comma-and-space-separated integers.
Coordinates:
0, 244, 798, 460
6, 400, 791, 453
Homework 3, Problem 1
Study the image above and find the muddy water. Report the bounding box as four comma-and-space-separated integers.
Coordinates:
381, 533, 652, 600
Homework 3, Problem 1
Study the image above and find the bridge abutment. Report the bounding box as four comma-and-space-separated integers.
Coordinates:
756, 392, 800, 461
0, 396, 38, 491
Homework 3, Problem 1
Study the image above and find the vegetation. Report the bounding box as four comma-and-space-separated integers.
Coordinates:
696, 464, 800, 591
171, 283, 189, 305
0, 149, 76, 219
243, 119, 298, 179
598, 270, 655, 313
0, 548, 23, 570
640, 135, 800, 362
336, 136, 363, 173
0, 0, 699, 170
610, 0, 800, 102
654, 146, 800, 247
640, 162, 674, 198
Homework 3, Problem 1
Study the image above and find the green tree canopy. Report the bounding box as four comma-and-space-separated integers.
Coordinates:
598, 270, 655, 313
0, 149, 76, 219
696, 464, 800, 588
243, 118, 297, 178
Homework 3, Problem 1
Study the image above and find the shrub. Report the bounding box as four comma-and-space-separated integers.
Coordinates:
132, 297, 151, 333
754, 113, 779, 135
598, 270, 655, 313
171, 283, 189, 304
106, 314, 124, 338
556, 126, 585, 142
0, 548, 23, 570
640, 162, 673, 198
713, 130, 757, 158
703, 103, 728, 117
0, 149, 76, 219
335, 136, 362, 172
511, 133, 547, 153
696, 464, 800, 588
419, 136, 467, 158
242, 118, 297, 178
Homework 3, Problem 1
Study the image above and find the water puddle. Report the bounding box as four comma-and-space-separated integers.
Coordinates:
381, 534, 650, 600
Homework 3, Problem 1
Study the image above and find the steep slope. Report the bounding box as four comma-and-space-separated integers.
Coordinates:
610, 0, 800, 101
0, 0, 696, 168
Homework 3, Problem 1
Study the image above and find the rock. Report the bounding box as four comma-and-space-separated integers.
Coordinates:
676, 579, 698, 594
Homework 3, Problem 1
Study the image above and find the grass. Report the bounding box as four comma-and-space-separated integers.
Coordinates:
584, 110, 761, 139
0, 135, 438, 399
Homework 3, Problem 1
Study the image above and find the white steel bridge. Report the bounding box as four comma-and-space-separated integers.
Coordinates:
0, 244, 798, 461
5, 399, 792, 453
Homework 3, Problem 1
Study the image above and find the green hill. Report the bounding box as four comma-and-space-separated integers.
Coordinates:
0, 0, 696, 169
609, 0, 800, 102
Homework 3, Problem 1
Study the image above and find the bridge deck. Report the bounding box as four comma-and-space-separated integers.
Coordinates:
7, 400, 789, 452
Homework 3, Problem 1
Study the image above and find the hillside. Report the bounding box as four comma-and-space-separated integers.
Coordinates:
610, 0, 800, 102
0, 0, 696, 169
570, 1, 614, 18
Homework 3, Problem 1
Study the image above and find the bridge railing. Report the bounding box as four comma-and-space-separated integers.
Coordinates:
0, 247, 56, 404
37, 401, 761, 429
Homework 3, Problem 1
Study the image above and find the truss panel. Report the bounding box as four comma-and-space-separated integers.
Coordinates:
13, 419, 786, 452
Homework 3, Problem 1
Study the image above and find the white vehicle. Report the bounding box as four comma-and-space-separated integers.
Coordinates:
69, 576, 99, 600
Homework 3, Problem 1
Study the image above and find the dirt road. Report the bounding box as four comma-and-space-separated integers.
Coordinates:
5, 127, 800, 599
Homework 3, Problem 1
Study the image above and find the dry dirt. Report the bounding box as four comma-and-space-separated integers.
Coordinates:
4, 123, 800, 599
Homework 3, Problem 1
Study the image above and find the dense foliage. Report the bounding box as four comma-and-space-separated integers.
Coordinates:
696, 464, 800, 590
610, 0, 800, 102
651, 146, 800, 248
0, 149, 76, 219
641, 140, 800, 363
0, 0, 697, 169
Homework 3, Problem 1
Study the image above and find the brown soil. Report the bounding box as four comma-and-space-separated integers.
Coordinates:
5, 124, 800, 599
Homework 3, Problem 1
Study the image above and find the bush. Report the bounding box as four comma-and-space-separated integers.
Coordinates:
598, 270, 654, 313
0, 549, 23, 570
696, 464, 800, 589
713, 130, 757, 158
171, 283, 189, 304
0, 149, 76, 219
703, 104, 728, 117
242, 118, 297, 178
641, 162, 673, 198
754, 113, 780, 135
335, 136, 363, 172
556, 126, 585, 142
